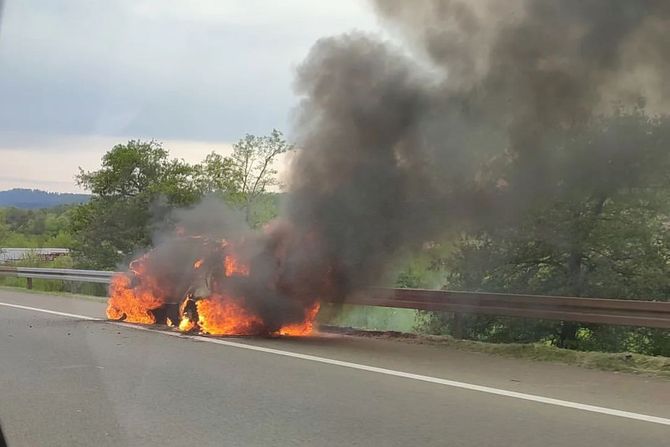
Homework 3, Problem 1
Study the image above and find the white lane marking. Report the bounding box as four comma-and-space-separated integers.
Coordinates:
0, 302, 102, 321
49, 364, 105, 370
2, 301, 669, 427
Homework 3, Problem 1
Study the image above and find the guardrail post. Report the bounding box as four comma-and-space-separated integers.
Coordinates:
452, 312, 464, 339
26, 277, 33, 290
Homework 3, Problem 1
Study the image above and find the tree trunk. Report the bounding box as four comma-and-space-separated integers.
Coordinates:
244, 196, 252, 225
557, 322, 579, 348
560, 247, 584, 348
451, 312, 464, 339
558, 196, 607, 348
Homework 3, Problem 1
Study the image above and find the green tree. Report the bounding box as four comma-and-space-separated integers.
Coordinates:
0, 209, 8, 243
0, 206, 75, 248
195, 152, 237, 194
193, 130, 291, 226
71, 140, 202, 269
226, 129, 292, 225
420, 111, 670, 354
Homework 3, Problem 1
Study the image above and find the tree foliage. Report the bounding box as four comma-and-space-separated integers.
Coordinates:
417, 111, 670, 355
71, 140, 202, 268
70, 132, 289, 268
226, 129, 291, 223
0, 206, 74, 248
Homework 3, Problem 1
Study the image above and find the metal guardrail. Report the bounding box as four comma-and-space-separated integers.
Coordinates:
1, 267, 670, 329
349, 288, 670, 329
0, 266, 114, 287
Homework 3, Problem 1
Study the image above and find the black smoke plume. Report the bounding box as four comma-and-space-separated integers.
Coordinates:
112, 1, 669, 330
280, 0, 670, 301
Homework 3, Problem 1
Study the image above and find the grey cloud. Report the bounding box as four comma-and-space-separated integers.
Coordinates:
0, 0, 375, 144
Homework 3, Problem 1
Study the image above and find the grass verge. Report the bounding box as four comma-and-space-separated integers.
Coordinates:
321, 325, 670, 379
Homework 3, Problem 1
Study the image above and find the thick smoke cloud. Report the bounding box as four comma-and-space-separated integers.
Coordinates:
116, 1, 669, 330
280, 0, 670, 300
123, 197, 315, 330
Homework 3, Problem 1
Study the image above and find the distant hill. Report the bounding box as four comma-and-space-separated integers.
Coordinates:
0, 188, 90, 209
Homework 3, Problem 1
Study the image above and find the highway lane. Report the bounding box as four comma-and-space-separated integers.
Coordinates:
0, 289, 668, 446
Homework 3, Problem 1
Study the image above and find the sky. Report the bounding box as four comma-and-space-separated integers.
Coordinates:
0, 0, 384, 192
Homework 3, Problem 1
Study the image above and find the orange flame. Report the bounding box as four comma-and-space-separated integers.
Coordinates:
178, 316, 196, 332
107, 228, 321, 337
195, 296, 264, 335
177, 296, 197, 332
106, 273, 163, 324
277, 302, 320, 336
224, 255, 249, 277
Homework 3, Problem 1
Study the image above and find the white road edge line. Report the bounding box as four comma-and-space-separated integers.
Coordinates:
0, 302, 102, 321
2, 301, 669, 427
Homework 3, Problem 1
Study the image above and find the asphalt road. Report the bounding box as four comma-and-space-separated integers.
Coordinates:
0, 289, 668, 446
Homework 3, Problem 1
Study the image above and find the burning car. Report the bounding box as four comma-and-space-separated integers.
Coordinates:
106, 226, 320, 337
